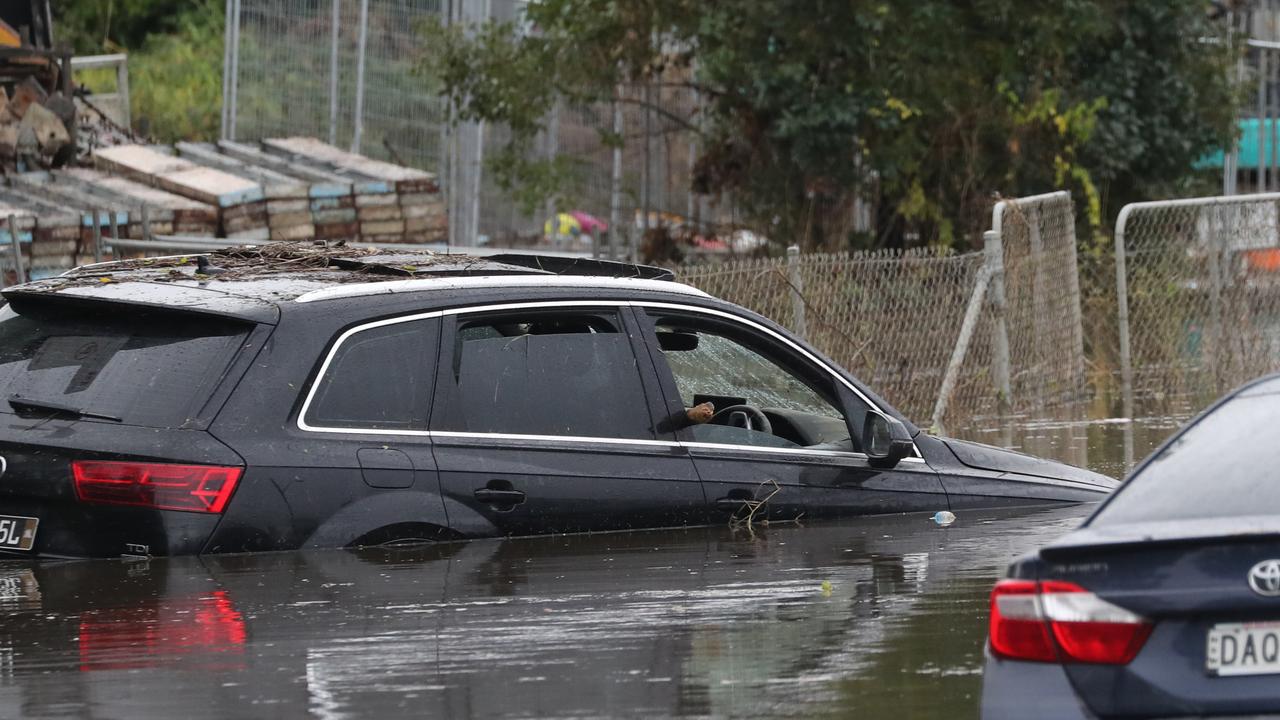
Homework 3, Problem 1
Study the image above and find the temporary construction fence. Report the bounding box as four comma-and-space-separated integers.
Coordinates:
1115, 193, 1280, 422
223, 0, 727, 251
1, 186, 1087, 433
676, 192, 1087, 431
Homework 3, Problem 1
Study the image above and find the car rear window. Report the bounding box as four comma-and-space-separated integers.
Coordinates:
0, 302, 251, 428
1091, 383, 1280, 526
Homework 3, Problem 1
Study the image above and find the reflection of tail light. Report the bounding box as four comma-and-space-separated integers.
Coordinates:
79, 590, 246, 672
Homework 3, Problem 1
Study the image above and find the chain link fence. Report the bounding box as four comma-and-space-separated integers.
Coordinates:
224, 0, 725, 251
676, 249, 991, 427
674, 192, 1086, 430
994, 193, 1087, 416
1116, 193, 1280, 420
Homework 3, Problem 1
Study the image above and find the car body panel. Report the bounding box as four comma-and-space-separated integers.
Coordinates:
1, 252, 1114, 557
0, 414, 243, 558
432, 436, 706, 535
983, 373, 1280, 718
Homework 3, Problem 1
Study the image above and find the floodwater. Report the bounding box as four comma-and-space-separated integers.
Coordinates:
0, 419, 1177, 719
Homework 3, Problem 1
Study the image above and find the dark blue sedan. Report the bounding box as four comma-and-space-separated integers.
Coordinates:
982, 374, 1280, 719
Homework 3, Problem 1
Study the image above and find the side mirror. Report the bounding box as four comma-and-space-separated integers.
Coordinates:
657, 331, 699, 352
862, 412, 914, 469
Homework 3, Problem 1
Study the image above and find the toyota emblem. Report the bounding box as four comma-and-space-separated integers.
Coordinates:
1249, 560, 1280, 597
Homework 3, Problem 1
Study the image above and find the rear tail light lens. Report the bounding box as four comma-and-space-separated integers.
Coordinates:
72, 461, 243, 514
989, 579, 1152, 665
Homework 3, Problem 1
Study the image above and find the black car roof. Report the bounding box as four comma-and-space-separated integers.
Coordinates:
0, 242, 696, 323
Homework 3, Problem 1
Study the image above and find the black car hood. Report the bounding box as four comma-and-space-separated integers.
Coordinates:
941, 437, 1115, 488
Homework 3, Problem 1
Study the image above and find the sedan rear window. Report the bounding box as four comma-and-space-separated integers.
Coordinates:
0, 303, 250, 428
1091, 384, 1280, 526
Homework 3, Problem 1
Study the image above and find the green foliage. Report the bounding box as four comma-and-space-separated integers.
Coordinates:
54, 0, 200, 54
420, 0, 1240, 250
57, 0, 223, 142
128, 1, 223, 142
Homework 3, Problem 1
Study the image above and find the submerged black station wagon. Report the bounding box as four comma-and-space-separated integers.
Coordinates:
0, 244, 1115, 558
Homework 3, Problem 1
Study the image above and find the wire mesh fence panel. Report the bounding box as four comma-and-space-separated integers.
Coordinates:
231, 0, 447, 167
674, 249, 993, 427
229, 0, 730, 249
1118, 194, 1280, 416
993, 193, 1087, 417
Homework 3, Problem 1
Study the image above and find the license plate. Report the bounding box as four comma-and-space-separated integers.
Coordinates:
0, 515, 37, 551
1207, 621, 1280, 676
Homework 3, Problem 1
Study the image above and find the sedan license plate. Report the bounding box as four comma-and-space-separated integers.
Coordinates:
0, 514, 37, 551
1207, 621, 1280, 676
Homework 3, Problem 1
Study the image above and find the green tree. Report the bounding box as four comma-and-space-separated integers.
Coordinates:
53, 0, 201, 54
421, 0, 1239, 251
54, 0, 224, 142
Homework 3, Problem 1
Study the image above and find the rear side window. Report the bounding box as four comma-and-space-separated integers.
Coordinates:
1091, 383, 1280, 526
432, 310, 655, 439
303, 318, 437, 431
0, 303, 250, 428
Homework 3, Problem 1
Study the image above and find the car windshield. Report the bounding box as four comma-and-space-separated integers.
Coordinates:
1090, 381, 1280, 526
0, 302, 251, 429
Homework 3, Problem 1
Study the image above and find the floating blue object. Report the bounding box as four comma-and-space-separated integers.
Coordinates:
931, 511, 956, 527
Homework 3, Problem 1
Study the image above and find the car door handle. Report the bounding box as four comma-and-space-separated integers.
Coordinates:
474, 488, 526, 505
714, 498, 746, 511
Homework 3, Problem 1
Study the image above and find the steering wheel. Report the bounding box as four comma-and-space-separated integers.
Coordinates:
710, 404, 773, 435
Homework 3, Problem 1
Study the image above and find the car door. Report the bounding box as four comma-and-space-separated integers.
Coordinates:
210, 313, 448, 552
428, 301, 705, 537
636, 303, 949, 523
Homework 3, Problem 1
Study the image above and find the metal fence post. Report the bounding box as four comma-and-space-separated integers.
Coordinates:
1114, 205, 1135, 429
328, 0, 341, 146
786, 245, 807, 339
544, 100, 560, 241
1205, 205, 1225, 392
91, 209, 103, 264
930, 264, 993, 434
1027, 204, 1047, 410
984, 225, 1012, 415
8, 215, 24, 285
350, 0, 370, 153
109, 210, 120, 261
227, 0, 241, 141
220, 0, 234, 140
608, 93, 622, 261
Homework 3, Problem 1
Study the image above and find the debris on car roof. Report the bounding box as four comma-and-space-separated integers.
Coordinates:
4, 242, 676, 303
45, 242, 538, 285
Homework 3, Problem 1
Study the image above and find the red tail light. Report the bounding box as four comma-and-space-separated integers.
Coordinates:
72, 461, 242, 514
989, 579, 1152, 665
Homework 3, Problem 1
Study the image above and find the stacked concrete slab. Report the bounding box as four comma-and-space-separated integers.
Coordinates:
0, 137, 448, 280
262, 137, 446, 244
94, 145, 269, 240
58, 168, 220, 237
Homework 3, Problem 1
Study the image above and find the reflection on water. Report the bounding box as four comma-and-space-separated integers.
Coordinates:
0, 419, 1178, 719
953, 415, 1184, 478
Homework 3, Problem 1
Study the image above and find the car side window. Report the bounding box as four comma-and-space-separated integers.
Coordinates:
646, 311, 864, 451
304, 318, 437, 430
431, 310, 656, 440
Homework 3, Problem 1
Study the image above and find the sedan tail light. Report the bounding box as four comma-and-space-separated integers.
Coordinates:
989, 579, 1152, 664
72, 461, 243, 514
